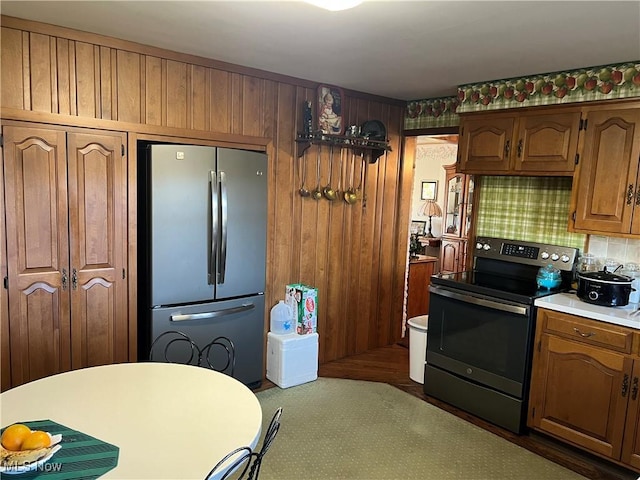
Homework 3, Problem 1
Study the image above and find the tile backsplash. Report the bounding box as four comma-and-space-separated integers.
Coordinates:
585, 236, 640, 268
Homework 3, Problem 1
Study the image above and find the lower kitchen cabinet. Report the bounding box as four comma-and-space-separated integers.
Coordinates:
2, 121, 130, 388
528, 308, 640, 472
407, 257, 436, 319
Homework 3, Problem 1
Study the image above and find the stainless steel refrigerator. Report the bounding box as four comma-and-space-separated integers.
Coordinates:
138, 143, 267, 388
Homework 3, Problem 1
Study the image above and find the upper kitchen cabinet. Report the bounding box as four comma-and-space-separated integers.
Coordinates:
572, 105, 640, 236
458, 107, 581, 176
3, 122, 129, 387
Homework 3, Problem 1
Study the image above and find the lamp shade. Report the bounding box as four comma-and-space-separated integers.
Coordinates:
419, 200, 442, 218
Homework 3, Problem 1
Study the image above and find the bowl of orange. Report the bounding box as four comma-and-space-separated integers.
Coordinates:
0, 423, 62, 474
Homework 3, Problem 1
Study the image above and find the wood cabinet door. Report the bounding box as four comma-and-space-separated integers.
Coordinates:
458, 114, 516, 173
573, 109, 640, 234
514, 110, 581, 174
407, 261, 435, 318
67, 131, 128, 369
3, 125, 72, 385
440, 239, 462, 273
529, 334, 632, 460
621, 362, 640, 469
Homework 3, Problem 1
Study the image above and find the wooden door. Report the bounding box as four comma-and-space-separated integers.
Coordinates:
0, 139, 10, 391
514, 110, 581, 174
67, 131, 128, 369
573, 109, 640, 234
458, 114, 516, 173
621, 362, 640, 469
529, 334, 632, 460
3, 124, 72, 385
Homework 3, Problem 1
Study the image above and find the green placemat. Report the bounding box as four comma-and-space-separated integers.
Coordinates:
1, 420, 119, 480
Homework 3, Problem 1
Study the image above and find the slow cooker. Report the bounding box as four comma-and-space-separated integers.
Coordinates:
577, 270, 634, 307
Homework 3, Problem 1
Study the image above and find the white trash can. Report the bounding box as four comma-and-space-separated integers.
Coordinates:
407, 315, 429, 384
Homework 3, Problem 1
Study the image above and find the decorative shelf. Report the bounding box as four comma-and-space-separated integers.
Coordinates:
295, 133, 391, 163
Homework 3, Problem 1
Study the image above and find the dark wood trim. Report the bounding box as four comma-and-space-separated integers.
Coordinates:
404, 126, 460, 136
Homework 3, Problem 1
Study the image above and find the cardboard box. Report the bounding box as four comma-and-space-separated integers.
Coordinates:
285, 284, 318, 334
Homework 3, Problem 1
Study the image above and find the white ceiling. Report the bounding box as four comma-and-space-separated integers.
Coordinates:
2, 1, 639, 101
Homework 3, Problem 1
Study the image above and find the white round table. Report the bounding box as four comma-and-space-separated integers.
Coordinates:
0, 362, 263, 479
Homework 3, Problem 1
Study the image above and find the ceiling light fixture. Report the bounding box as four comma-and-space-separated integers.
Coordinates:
304, 0, 363, 11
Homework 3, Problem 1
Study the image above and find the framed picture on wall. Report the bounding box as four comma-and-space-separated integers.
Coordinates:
410, 220, 426, 235
317, 84, 344, 135
421, 180, 438, 200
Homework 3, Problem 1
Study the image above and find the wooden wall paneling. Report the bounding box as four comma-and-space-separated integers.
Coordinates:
1, 27, 24, 109
116, 50, 142, 124
0, 140, 10, 391
102, 46, 116, 120
144, 55, 162, 125
56, 38, 71, 115
314, 141, 331, 356
262, 80, 277, 140
374, 104, 402, 347
74, 41, 98, 118
230, 73, 243, 135
241, 76, 264, 137
387, 105, 410, 342
29, 32, 54, 113
209, 68, 231, 134
165, 59, 188, 129
189, 64, 208, 131
268, 82, 296, 323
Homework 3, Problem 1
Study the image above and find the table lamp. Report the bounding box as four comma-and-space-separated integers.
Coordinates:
419, 200, 442, 238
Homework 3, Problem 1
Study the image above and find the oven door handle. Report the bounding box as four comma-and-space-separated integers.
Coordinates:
429, 285, 529, 316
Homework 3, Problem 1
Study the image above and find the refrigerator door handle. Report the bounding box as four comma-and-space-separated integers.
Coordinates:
170, 303, 255, 322
219, 171, 228, 283
209, 171, 218, 285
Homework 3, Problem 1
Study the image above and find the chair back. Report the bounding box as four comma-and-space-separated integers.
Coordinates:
247, 407, 283, 479
203, 336, 236, 377
149, 330, 236, 377
204, 446, 252, 480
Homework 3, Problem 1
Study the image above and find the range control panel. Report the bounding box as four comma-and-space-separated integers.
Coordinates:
474, 237, 579, 271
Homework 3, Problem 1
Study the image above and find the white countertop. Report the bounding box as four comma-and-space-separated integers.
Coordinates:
535, 293, 640, 330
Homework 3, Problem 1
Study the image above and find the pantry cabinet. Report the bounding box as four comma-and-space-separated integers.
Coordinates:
458, 107, 581, 175
2, 122, 129, 387
529, 308, 640, 471
572, 107, 640, 236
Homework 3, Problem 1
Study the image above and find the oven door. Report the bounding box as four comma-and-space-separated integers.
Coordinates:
427, 285, 534, 399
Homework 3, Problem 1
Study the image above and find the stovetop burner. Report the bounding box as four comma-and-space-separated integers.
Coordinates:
431, 237, 579, 305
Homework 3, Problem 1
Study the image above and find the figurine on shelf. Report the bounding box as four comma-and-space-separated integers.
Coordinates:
409, 233, 420, 259
318, 86, 343, 135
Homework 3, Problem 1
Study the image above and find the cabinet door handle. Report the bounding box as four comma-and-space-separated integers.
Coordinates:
517, 139, 523, 157
504, 140, 510, 156
573, 327, 595, 338
636, 188, 640, 206
632, 377, 639, 401
72, 268, 77, 291
622, 374, 630, 397
627, 184, 634, 205
61, 269, 68, 291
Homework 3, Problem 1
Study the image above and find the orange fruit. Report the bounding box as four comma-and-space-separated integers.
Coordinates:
1, 423, 31, 451
21, 430, 51, 450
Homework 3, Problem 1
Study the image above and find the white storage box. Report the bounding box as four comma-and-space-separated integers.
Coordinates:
266, 332, 318, 388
